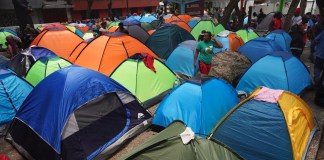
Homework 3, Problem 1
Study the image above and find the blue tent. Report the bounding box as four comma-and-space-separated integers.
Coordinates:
0, 68, 32, 125
238, 37, 283, 63
165, 40, 198, 76
129, 15, 141, 21
236, 51, 312, 94
8, 46, 57, 77
7, 65, 152, 160
152, 76, 239, 137
188, 19, 199, 28
122, 17, 141, 25
145, 24, 195, 59
266, 29, 292, 52
139, 15, 157, 23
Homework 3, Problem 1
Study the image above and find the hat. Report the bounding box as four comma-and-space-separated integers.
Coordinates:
295, 8, 300, 13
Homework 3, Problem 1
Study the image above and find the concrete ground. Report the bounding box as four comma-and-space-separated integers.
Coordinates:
1, 44, 324, 160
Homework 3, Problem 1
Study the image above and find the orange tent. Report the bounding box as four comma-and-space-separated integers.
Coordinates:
228, 33, 245, 51
147, 30, 156, 35
68, 39, 93, 62
170, 21, 191, 32
75, 25, 90, 33
108, 26, 119, 32
165, 16, 181, 23
71, 34, 158, 76
177, 14, 192, 23
30, 28, 83, 60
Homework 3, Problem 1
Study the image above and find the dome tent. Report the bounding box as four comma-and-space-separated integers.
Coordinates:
236, 29, 259, 43
6, 66, 151, 160
210, 87, 316, 160
152, 75, 239, 137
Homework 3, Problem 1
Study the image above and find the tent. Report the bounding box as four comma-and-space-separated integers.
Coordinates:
265, 29, 292, 52
30, 26, 83, 60
68, 39, 93, 62
71, 33, 158, 76
236, 51, 312, 95
150, 20, 162, 29
152, 75, 239, 137
121, 121, 243, 160
0, 68, 33, 126
164, 15, 181, 23
140, 22, 156, 31
66, 26, 84, 38
0, 28, 17, 49
256, 12, 276, 32
210, 87, 316, 160
8, 46, 56, 77
0, 55, 9, 67
108, 21, 120, 29
6, 65, 152, 160
188, 17, 201, 29
236, 29, 259, 43
170, 20, 192, 32
123, 25, 149, 44
190, 20, 225, 40
177, 14, 192, 23
122, 17, 141, 25
238, 37, 283, 63
82, 31, 93, 40
25, 56, 72, 86
209, 51, 251, 85
140, 15, 157, 23
214, 31, 245, 53
165, 40, 198, 77
110, 54, 177, 108
128, 15, 141, 21
145, 24, 195, 59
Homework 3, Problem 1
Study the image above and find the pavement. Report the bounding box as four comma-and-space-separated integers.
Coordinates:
1, 43, 324, 160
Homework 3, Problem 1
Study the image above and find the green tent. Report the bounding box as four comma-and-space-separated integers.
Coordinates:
236, 29, 259, 43
25, 56, 72, 86
108, 21, 120, 29
190, 20, 225, 40
140, 22, 156, 31
0, 28, 17, 49
120, 121, 243, 160
110, 57, 177, 108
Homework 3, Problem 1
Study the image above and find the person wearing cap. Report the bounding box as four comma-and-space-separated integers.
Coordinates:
292, 8, 302, 27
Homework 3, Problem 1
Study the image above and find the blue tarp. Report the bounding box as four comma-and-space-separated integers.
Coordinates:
238, 37, 283, 63
0, 68, 32, 125
236, 51, 312, 94
153, 78, 239, 137
266, 29, 292, 52
213, 99, 293, 160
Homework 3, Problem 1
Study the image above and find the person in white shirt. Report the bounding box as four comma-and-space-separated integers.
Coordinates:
291, 8, 302, 27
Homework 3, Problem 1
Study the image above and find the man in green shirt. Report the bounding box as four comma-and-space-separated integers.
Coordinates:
194, 31, 223, 74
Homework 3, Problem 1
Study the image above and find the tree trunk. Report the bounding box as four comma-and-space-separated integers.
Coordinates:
86, 0, 93, 19
317, 0, 324, 15
283, 0, 300, 32
221, 0, 240, 27
300, 0, 306, 16
235, 5, 243, 29
108, 0, 113, 18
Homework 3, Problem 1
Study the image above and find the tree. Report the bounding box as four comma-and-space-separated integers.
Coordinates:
86, 0, 93, 19
300, 0, 306, 16
108, 0, 113, 18
220, 0, 240, 27
283, 0, 300, 31
317, 0, 324, 15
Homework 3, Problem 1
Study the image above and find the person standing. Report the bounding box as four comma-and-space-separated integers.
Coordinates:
314, 31, 324, 86
12, 0, 34, 34
291, 8, 302, 27
194, 32, 223, 74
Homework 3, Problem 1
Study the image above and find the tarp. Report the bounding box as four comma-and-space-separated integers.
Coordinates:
145, 24, 195, 59
121, 121, 243, 160
110, 56, 177, 108
238, 37, 283, 63
71, 34, 158, 76
0, 68, 32, 125
7, 65, 151, 160
209, 51, 251, 85
210, 87, 315, 160
8, 46, 56, 77
190, 20, 225, 40
152, 76, 239, 137
236, 51, 312, 95
25, 56, 72, 86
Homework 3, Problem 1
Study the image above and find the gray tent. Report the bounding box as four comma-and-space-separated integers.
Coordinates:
255, 12, 276, 32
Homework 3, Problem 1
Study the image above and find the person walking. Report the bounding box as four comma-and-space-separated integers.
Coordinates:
194, 31, 223, 74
